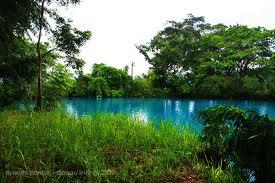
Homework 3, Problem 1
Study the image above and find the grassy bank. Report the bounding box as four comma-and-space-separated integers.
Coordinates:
0, 110, 243, 182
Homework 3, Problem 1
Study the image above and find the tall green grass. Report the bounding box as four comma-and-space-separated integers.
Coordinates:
0, 110, 243, 182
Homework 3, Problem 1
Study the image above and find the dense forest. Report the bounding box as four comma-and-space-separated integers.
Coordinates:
1, 8, 275, 109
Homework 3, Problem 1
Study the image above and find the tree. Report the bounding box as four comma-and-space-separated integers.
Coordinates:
91, 63, 132, 97
196, 75, 234, 98
131, 76, 148, 97
137, 14, 209, 91
198, 25, 275, 96
138, 14, 275, 99
0, 0, 91, 110
44, 64, 74, 110
87, 77, 110, 98
0, 0, 40, 45
35, 0, 91, 111
0, 0, 40, 107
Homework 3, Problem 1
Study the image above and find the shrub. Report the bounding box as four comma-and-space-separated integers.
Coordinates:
198, 105, 275, 183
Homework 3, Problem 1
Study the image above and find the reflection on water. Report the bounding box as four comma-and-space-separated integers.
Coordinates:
15, 98, 275, 129
188, 100, 195, 113
61, 98, 275, 129
131, 110, 149, 123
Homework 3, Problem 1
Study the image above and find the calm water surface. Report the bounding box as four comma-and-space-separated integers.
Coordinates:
60, 98, 275, 128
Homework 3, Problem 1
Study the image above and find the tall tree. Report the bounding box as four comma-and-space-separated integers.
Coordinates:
137, 14, 210, 95
35, 0, 91, 111
0, 1, 39, 107
197, 25, 275, 97
0, 0, 91, 110
138, 14, 275, 98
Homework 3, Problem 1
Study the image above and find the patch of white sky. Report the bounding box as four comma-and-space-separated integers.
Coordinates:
55, 0, 275, 76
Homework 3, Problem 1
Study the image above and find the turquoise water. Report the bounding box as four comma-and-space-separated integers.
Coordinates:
17, 98, 275, 128
61, 98, 275, 127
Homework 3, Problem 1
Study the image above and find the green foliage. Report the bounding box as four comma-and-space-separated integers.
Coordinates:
180, 83, 191, 95
0, 0, 40, 43
0, 38, 56, 108
198, 105, 275, 183
197, 25, 275, 98
72, 63, 132, 98
138, 14, 275, 99
88, 77, 110, 98
130, 70, 176, 98
0, 38, 36, 107
111, 89, 124, 98
196, 75, 234, 98
240, 76, 262, 96
44, 64, 75, 109
137, 14, 208, 91
71, 74, 91, 97
131, 76, 151, 97
0, 110, 242, 182
53, 16, 92, 70
0, 0, 91, 106
92, 63, 131, 93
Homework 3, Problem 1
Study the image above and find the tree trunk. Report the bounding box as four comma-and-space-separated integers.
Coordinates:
36, 0, 46, 111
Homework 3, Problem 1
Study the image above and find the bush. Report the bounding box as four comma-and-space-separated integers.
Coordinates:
198, 105, 275, 183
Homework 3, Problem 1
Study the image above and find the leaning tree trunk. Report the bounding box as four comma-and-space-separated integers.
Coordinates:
36, 0, 45, 111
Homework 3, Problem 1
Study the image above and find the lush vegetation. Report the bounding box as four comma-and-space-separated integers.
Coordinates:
1, 10, 275, 109
198, 105, 275, 183
0, 1, 274, 182
0, 110, 245, 182
0, 0, 91, 110
48, 15, 275, 100
137, 14, 275, 99
71, 64, 132, 98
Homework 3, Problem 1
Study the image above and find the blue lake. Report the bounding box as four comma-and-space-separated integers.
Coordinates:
60, 98, 275, 128
17, 98, 275, 128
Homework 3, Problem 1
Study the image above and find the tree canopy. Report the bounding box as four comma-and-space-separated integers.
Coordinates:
0, 0, 91, 109
137, 14, 275, 99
